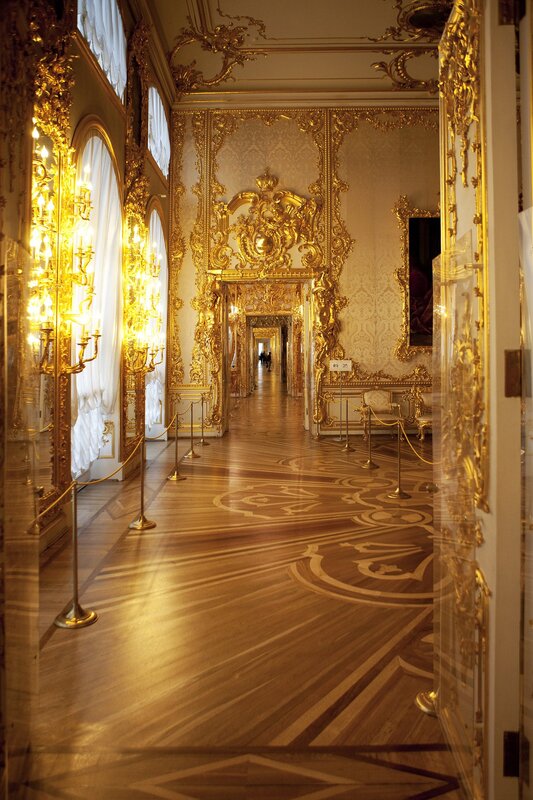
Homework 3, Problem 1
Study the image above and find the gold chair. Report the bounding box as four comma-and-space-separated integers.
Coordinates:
361, 389, 398, 433
413, 387, 432, 441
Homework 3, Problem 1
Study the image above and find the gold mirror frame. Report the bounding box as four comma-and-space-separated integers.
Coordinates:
393, 194, 440, 361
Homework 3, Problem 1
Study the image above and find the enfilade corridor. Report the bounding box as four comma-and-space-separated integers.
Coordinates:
27, 370, 462, 799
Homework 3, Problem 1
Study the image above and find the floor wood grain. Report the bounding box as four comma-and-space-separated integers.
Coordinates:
26, 370, 463, 798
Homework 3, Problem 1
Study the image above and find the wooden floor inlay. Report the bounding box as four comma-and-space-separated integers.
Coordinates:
27, 371, 463, 798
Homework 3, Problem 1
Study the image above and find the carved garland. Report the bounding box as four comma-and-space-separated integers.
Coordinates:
439, 0, 487, 511
121, 21, 151, 460
167, 108, 186, 416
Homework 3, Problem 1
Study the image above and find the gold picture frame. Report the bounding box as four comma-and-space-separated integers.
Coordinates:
393, 195, 440, 361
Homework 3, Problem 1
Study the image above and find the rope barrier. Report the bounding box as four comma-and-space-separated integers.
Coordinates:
34, 479, 76, 525
145, 410, 179, 441
77, 435, 144, 486
38, 422, 53, 434
368, 406, 399, 428
398, 419, 441, 466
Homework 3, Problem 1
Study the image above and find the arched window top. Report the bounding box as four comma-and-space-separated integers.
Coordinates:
78, 0, 127, 102
148, 87, 170, 178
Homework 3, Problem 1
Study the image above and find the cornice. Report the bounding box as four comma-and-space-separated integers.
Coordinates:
174, 92, 440, 111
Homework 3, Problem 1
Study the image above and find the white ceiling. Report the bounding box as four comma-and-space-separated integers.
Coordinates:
145, 0, 444, 106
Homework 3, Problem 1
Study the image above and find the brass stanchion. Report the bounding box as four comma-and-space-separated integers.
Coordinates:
415, 689, 438, 717
342, 398, 353, 452
184, 403, 200, 459
55, 483, 98, 629
361, 405, 378, 470
199, 394, 210, 446
336, 374, 343, 442
387, 416, 411, 500
129, 437, 156, 530
167, 405, 186, 482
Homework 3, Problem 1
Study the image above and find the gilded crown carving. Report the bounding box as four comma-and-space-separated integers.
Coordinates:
211, 169, 322, 279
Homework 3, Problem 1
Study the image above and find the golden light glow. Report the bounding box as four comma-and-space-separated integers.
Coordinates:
124, 220, 164, 374
28, 122, 100, 374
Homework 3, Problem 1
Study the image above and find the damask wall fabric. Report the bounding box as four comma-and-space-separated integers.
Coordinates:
338, 122, 439, 376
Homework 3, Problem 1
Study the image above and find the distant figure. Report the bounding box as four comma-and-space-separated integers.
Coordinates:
259, 351, 264, 365
266, 351, 272, 371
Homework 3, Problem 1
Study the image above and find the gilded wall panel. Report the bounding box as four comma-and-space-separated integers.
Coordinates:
178, 115, 200, 386
335, 114, 439, 380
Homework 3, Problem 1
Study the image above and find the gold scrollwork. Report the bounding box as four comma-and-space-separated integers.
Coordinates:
169, 14, 266, 96
121, 20, 151, 460
372, 48, 439, 93
211, 169, 322, 280
365, 0, 453, 43
393, 195, 439, 361
167, 109, 186, 399
440, 0, 481, 193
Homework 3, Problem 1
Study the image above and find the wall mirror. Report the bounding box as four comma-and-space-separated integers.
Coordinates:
394, 195, 440, 361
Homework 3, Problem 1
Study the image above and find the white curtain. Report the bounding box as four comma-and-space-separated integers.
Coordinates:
77, 0, 127, 102
145, 209, 168, 430
148, 87, 170, 178
71, 134, 122, 477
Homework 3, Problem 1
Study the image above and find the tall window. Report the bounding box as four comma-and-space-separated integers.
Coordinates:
71, 133, 122, 478
148, 87, 170, 178
145, 209, 168, 430
77, 0, 127, 102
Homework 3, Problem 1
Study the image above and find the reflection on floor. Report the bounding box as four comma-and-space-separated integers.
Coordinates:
25, 369, 463, 798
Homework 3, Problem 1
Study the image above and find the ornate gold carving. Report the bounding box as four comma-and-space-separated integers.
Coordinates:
439, 0, 487, 512
237, 282, 301, 314
368, 0, 453, 42
372, 48, 439, 92
167, 109, 186, 401
121, 21, 151, 460
211, 170, 322, 280
169, 13, 266, 96
27, 2, 76, 496
393, 195, 439, 361
440, 0, 481, 193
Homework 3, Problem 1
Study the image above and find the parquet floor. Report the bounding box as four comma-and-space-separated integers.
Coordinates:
23, 368, 464, 799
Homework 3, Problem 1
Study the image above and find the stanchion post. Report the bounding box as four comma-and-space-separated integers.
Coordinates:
415, 689, 438, 717
168, 404, 186, 482
199, 393, 210, 446
55, 483, 98, 629
184, 403, 200, 459
342, 398, 353, 452
336, 374, 343, 442
129, 437, 157, 529
361, 404, 378, 470
387, 415, 411, 500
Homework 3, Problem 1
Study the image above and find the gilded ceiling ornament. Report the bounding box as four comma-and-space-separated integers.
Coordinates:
169, 14, 266, 96
372, 48, 439, 93
211, 169, 322, 279
369, 0, 453, 42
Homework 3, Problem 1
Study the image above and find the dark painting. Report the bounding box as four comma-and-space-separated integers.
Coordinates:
408, 216, 441, 347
